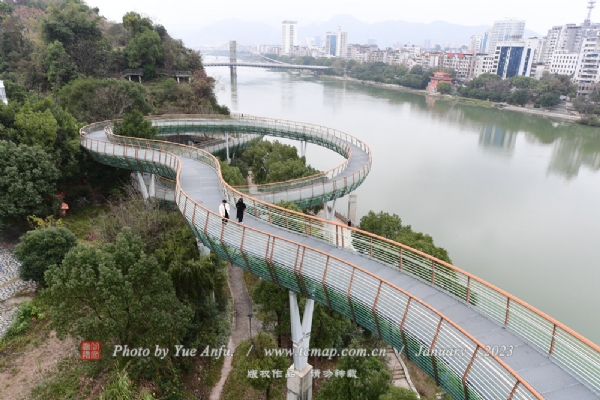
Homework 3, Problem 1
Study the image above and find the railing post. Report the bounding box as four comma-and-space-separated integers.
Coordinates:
507, 381, 520, 400
399, 248, 403, 270
431, 260, 435, 284
430, 318, 444, 385
347, 269, 356, 323
505, 298, 511, 325
372, 282, 383, 339
549, 324, 558, 355
463, 346, 479, 400
400, 298, 412, 361
466, 276, 471, 304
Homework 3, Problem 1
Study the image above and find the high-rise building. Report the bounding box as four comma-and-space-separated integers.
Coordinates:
469, 35, 483, 52
281, 21, 298, 55
540, 24, 584, 64
324, 27, 348, 57
485, 19, 525, 54
573, 28, 600, 95
493, 38, 540, 79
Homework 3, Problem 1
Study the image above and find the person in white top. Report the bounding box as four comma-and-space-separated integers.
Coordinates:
219, 199, 230, 224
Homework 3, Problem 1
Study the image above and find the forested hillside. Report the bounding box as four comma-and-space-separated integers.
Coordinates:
0, 0, 229, 228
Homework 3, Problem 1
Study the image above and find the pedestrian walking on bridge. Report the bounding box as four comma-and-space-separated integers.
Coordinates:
236, 198, 247, 224
219, 199, 230, 224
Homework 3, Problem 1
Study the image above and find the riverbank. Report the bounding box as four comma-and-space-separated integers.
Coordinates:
325, 75, 582, 123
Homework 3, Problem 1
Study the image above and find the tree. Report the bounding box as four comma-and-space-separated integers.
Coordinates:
41, 1, 102, 47
59, 77, 152, 122
236, 333, 289, 400
358, 210, 452, 263
14, 227, 77, 286
409, 65, 423, 75
14, 103, 58, 149
126, 29, 162, 68
573, 90, 600, 115
316, 341, 390, 400
219, 160, 245, 186
122, 12, 153, 37
379, 386, 419, 400
44, 228, 193, 352
190, 69, 229, 114
540, 92, 561, 108
0, 141, 60, 228
45, 40, 77, 88
242, 139, 319, 185
510, 89, 530, 106
359, 211, 402, 239
396, 225, 451, 263
113, 109, 157, 139
252, 279, 292, 347
276, 200, 302, 213
509, 75, 538, 89
436, 81, 451, 94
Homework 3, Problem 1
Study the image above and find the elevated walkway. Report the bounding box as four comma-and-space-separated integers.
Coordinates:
80, 115, 600, 400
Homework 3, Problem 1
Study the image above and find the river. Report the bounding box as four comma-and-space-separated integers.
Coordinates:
207, 61, 600, 345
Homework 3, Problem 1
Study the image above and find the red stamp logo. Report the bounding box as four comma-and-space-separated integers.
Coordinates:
80, 341, 101, 360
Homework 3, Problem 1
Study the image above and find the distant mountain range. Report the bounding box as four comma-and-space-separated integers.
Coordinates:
182, 14, 541, 49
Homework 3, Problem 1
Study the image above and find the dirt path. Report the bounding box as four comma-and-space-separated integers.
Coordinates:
209, 264, 262, 400
0, 331, 76, 400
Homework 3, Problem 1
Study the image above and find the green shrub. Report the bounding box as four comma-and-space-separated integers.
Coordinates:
1, 301, 45, 340
14, 226, 78, 286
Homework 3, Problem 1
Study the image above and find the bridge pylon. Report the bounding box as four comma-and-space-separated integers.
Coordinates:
229, 41, 237, 81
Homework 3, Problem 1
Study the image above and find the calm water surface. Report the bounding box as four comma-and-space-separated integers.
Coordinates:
208, 62, 600, 344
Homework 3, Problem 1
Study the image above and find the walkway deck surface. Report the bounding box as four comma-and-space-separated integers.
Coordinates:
87, 129, 598, 399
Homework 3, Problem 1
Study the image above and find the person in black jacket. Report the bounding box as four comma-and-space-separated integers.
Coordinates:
236, 198, 247, 224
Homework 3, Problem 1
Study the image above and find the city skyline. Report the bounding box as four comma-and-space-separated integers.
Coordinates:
94, 0, 592, 43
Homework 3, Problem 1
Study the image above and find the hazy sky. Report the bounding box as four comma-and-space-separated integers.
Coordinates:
91, 0, 592, 38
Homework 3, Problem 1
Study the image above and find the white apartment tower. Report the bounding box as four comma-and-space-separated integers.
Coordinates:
573, 28, 600, 95
540, 24, 584, 64
469, 35, 483, 52
282, 21, 298, 55
485, 19, 525, 54
325, 27, 348, 58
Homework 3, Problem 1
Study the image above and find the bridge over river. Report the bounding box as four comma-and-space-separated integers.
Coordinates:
80, 114, 600, 400
203, 41, 331, 78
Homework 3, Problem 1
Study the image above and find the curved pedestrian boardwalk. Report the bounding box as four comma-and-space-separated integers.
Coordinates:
80, 115, 600, 400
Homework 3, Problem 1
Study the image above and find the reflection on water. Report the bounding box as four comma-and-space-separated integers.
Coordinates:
548, 136, 600, 179
479, 125, 517, 151
230, 74, 238, 109
355, 82, 600, 179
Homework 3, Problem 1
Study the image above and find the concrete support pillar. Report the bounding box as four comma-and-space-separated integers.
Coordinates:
300, 141, 306, 158
136, 172, 149, 200
196, 239, 210, 256
347, 193, 358, 226
225, 132, 230, 163
287, 291, 314, 400
138, 75, 141, 83
177, 76, 180, 83
149, 174, 156, 198
287, 364, 312, 400
128, 75, 131, 81
328, 198, 337, 221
